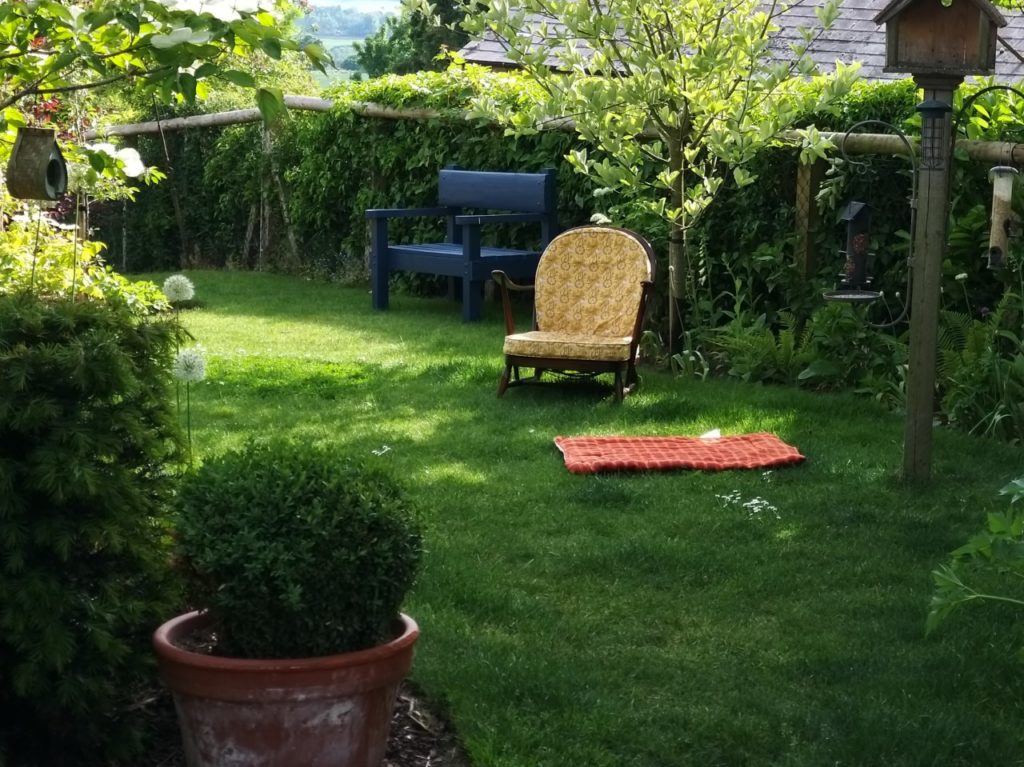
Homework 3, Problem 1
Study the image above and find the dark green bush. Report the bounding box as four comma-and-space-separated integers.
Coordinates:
174, 440, 423, 658
0, 229, 182, 766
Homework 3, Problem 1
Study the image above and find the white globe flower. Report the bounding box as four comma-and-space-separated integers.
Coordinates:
116, 147, 146, 178
173, 346, 207, 383
163, 274, 195, 303
88, 142, 117, 157
590, 212, 612, 225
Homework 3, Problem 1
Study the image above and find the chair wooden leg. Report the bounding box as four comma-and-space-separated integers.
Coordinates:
625, 362, 640, 393
613, 368, 625, 402
497, 363, 512, 397
533, 368, 545, 381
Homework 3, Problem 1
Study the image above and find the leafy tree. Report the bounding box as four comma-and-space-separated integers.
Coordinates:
440, 0, 858, 336
0, 0, 328, 147
356, 0, 466, 76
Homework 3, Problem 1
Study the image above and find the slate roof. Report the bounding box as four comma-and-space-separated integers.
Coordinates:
459, 0, 1024, 82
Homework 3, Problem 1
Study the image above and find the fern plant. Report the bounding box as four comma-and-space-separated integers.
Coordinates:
938, 293, 1024, 443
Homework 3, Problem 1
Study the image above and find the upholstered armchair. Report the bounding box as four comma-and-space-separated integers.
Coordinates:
492, 225, 656, 402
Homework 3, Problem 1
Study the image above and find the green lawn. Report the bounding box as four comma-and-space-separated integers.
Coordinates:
162, 270, 1024, 766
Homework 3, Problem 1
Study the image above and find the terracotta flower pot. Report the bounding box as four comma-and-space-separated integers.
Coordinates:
153, 610, 419, 767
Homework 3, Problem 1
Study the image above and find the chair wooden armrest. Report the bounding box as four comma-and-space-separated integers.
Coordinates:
492, 270, 534, 335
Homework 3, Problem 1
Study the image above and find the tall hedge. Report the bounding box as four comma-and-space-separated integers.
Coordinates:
0, 229, 182, 766
101, 68, 599, 278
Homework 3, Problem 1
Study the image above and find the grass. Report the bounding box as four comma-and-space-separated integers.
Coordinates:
161, 270, 1024, 766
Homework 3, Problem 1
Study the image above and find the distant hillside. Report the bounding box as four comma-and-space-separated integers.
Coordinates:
296, 3, 395, 40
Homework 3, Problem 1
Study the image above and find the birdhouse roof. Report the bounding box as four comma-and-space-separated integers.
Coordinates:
873, 0, 1006, 27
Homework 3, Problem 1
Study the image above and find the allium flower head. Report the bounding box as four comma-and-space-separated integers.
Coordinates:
590, 212, 612, 225
173, 346, 207, 383
955, 272, 968, 282
163, 274, 195, 303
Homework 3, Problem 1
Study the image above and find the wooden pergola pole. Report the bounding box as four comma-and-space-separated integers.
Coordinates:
902, 76, 961, 483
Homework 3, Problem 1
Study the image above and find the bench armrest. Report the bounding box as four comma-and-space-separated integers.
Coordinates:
455, 212, 545, 226
365, 206, 453, 219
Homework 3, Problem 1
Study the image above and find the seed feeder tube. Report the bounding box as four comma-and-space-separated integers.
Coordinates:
988, 165, 1018, 270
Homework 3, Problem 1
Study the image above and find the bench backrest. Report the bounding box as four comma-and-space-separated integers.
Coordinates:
438, 167, 557, 214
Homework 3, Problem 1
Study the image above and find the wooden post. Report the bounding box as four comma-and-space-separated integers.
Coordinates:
795, 158, 827, 278
902, 76, 961, 483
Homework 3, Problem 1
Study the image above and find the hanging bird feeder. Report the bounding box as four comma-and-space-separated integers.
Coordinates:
823, 200, 883, 303
5, 127, 68, 201
987, 165, 1017, 270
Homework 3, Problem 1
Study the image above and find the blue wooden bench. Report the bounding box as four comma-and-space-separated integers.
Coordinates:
366, 167, 558, 322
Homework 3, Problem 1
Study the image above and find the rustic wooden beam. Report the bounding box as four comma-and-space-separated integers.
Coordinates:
794, 158, 828, 277
82, 97, 447, 139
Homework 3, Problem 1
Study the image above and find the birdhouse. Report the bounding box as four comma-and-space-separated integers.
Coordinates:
5, 127, 68, 201
874, 0, 1006, 77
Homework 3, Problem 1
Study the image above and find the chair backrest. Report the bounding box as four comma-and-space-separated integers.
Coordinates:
438, 168, 557, 214
534, 226, 654, 337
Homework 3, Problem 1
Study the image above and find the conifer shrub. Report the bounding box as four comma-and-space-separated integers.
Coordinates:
174, 440, 423, 658
0, 226, 182, 765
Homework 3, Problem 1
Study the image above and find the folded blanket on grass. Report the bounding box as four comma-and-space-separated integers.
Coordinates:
554, 433, 805, 474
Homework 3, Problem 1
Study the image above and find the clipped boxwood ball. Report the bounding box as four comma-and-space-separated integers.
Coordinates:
175, 440, 423, 659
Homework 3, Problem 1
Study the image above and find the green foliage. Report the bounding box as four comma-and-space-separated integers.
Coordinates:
938, 292, 1024, 442
0, 0, 327, 143
446, 0, 857, 320
174, 440, 423, 658
928, 478, 1024, 638
709, 304, 907, 397
0, 230, 182, 765
355, 0, 467, 77
109, 67, 596, 277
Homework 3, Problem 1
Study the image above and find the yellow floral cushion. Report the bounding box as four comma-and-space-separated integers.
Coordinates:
534, 227, 652, 336
503, 331, 633, 362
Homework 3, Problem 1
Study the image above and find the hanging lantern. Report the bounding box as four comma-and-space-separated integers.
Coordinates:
5, 127, 67, 201
987, 165, 1018, 270
916, 99, 953, 172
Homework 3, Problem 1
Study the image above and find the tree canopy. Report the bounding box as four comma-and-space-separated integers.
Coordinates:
433, 0, 857, 333
0, 1, 327, 136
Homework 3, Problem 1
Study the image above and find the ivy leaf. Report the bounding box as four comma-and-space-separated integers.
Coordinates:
193, 62, 218, 80
260, 37, 282, 60
256, 87, 285, 125
220, 69, 257, 88
178, 72, 197, 102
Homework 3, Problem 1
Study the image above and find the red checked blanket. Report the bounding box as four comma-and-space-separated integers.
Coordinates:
553, 433, 806, 474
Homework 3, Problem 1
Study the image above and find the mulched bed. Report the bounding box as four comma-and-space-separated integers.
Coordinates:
148, 682, 470, 766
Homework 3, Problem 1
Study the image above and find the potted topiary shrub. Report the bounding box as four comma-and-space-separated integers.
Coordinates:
153, 440, 423, 767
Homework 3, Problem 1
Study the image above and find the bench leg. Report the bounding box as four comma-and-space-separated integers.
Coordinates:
462, 278, 483, 322
370, 219, 389, 311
